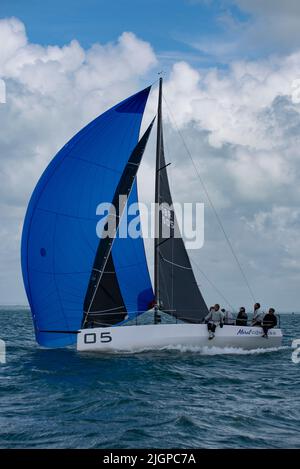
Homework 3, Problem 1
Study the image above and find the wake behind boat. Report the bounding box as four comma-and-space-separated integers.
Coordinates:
21, 78, 283, 352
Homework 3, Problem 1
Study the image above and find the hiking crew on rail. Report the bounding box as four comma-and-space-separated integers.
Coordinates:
204, 303, 278, 339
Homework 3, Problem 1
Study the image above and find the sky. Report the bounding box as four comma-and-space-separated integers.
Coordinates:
1, 0, 300, 311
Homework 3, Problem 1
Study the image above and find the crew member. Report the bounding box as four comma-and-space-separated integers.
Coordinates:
236, 307, 248, 326
251, 302, 263, 326
204, 304, 224, 340
222, 308, 235, 325
262, 308, 277, 338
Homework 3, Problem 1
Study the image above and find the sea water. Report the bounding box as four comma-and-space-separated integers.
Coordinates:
0, 309, 299, 448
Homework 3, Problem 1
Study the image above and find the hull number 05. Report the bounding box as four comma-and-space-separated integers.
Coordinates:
100, 332, 112, 343
84, 332, 112, 344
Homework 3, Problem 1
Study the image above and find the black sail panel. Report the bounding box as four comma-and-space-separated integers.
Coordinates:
83, 119, 155, 328
83, 252, 127, 327
157, 144, 209, 322
155, 79, 208, 323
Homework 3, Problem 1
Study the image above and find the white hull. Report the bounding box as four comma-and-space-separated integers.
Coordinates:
76, 323, 282, 353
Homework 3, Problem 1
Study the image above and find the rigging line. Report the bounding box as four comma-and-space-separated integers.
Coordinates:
190, 258, 235, 312
157, 162, 171, 172
162, 94, 256, 304
158, 253, 172, 310
89, 309, 151, 316
84, 306, 125, 314
161, 255, 192, 270
156, 238, 171, 248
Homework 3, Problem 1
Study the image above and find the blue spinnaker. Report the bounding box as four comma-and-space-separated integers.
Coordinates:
21, 87, 153, 347
113, 181, 154, 321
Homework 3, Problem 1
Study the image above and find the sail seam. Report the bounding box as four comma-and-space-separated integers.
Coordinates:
83, 309, 125, 315
68, 155, 124, 174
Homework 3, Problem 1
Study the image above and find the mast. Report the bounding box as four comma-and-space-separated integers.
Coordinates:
154, 77, 163, 321
153, 78, 209, 324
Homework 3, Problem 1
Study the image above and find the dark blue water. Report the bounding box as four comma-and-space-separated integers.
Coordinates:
0, 309, 299, 448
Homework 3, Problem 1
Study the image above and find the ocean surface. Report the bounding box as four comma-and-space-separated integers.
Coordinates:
0, 308, 299, 449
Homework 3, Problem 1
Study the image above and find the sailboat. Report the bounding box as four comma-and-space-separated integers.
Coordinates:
21, 78, 282, 352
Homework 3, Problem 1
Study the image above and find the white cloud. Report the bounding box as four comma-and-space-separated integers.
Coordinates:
0, 17, 157, 204
162, 56, 300, 149
0, 17, 157, 304
227, 150, 293, 201
0, 17, 27, 71
1, 17, 300, 310
245, 205, 300, 272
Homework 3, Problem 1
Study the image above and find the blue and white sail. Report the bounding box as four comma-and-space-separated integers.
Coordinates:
21, 87, 154, 347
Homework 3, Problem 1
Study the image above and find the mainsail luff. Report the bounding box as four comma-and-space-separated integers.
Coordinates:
154, 77, 163, 311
